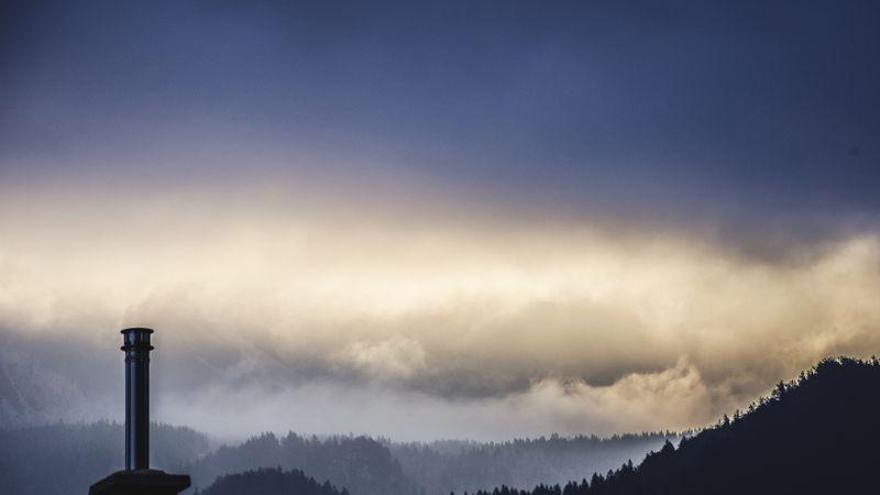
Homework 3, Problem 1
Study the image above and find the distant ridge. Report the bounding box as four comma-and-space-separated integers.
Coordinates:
197, 467, 348, 495
0, 422, 211, 495
184, 433, 422, 495
468, 357, 880, 495
0, 421, 668, 495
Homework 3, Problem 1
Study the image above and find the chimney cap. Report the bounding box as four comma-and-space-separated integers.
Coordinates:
121, 327, 154, 334
121, 327, 154, 351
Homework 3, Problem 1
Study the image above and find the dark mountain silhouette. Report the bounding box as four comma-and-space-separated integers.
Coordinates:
184, 432, 423, 495
0, 422, 211, 495
0, 420, 670, 495
390, 433, 676, 495
197, 467, 348, 495
184, 431, 675, 495
464, 357, 880, 495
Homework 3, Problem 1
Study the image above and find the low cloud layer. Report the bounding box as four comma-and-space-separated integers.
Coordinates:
1, 190, 879, 440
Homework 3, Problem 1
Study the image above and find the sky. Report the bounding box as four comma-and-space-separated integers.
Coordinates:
1, 0, 879, 441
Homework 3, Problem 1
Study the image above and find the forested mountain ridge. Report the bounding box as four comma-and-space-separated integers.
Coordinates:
184, 432, 423, 495
390, 433, 676, 495
184, 430, 677, 495
197, 467, 348, 495
466, 357, 880, 495
0, 421, 671, 495
0, 422, 211, 495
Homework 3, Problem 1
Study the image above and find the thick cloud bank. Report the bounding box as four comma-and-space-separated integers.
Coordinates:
1, 192, 878, 440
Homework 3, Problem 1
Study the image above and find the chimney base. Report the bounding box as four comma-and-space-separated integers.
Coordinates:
89, 470, 191, 495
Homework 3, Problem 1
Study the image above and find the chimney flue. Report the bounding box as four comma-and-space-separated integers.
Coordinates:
121, 327, 153, 471
90, 327, 190, 495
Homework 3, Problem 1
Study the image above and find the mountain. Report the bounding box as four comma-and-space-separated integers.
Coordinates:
0, 421, 212, 495
198, 467, 348, 495
468, 357, 880, 495
185, 432, 423, 495
184, 430, 677, 495
390, 433, 676, 495
0, 419, 672, 495
0, 347, 88, 427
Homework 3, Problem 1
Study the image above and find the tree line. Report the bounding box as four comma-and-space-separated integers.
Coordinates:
458, 357, 880, 495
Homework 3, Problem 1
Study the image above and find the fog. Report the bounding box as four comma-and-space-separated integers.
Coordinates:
2, 187, 879, 440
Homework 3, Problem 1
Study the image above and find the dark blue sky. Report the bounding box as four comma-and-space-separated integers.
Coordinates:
2, 1, 879, 243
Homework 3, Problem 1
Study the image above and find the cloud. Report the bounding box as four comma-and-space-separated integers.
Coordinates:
510, 358, 713, 434
1, 191, 880, 438
334, 337, 428, 381
152, 358, 711, 441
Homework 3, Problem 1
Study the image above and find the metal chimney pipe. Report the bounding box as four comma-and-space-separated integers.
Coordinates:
121, 327, 154, 471
90, 328, 190, 495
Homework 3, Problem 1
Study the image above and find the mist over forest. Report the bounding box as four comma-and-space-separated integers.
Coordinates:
2, 341, 677, 494
4, 358, 878, 495
0, 421, 675, 495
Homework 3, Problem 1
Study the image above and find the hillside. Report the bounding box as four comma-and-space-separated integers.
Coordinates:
0, 346, 90, 428
184, 430, 675, 495
390, 433, 676, 495
184, 432, 423, 495
198, 468, 348, 495
468, 357, 880, 495
0, 422, 212, 495
0, 418, 670, 495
